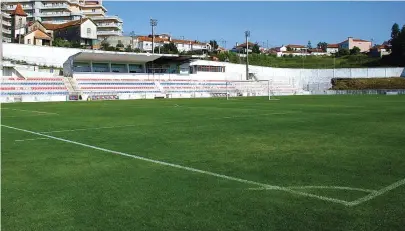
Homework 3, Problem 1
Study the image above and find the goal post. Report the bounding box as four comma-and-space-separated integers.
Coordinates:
225, 80, 274, 100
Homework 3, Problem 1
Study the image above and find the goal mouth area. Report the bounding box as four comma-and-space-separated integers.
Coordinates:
224, 80, 278, 101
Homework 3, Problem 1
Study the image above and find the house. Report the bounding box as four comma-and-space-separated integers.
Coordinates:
231, 42, 257, 53
308, 49, 329, 56
339, 37, 372, 53
23, 29, 52, 46
286, 44, 307, 51
2, 0, 123, 40
134, 34, 211, 53
326, 44, 339, 54
42, 18, 97, 48
369, 45, 391, 57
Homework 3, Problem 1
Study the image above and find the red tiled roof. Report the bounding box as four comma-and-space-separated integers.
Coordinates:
25, 29, 52, 40
11, 3, 28, 16
340, 38, 371, 44
327, 44, 339, 48
136, 36, 207, 45
286, 44, 306, 48
42, 18, 92, 30
309, 49, 326, 53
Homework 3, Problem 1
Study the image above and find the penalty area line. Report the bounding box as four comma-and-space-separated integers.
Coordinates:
2, 124, 350, 206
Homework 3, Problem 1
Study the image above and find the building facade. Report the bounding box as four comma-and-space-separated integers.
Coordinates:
2, 0, 122, 40
339, 37, 372, 53
1, 10, 13, 43
326, 44, 339, 54
134, 34, 211, 53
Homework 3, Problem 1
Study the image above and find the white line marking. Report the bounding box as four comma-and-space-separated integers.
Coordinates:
347, 178, 405, 207
2, 108, 58, 115
15, 137, 50, 142
41, 125, 138, 134
2, 124, 350, 206
2, 114, 58, 118
248, 186, 377, 193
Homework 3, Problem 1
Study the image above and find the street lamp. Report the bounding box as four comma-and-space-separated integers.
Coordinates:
150, 18, 157, 54
245, 30, 250, 80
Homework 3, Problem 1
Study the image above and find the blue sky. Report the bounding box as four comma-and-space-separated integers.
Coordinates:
104, 1, 405, 48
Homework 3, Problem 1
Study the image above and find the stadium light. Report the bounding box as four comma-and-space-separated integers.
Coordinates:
245, 30, 250, 80
150, 19, 158, 54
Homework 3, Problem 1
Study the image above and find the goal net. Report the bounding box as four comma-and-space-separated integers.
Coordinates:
225, 80, 274, 100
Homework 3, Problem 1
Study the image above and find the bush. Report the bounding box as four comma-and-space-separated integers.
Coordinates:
331, 78, 405, 90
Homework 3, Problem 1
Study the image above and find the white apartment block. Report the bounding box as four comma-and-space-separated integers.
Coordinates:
1, 11, 13, 43
2, 0, 123, 40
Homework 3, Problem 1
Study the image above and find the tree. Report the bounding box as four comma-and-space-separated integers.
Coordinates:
317, 42, 328, 52
155, 42, 179, 54
116, 41, 124, 49
391, 23, 400, 41
124, 45, 132, 52
209, 40, 219, 50
133, 48, 141, 53
350, 46, 361, 55
100, 40, 110, 50
53, 38, 72, 47
307, 41, 312, 49
252, 43, 261, 54
337, 48, 350, 56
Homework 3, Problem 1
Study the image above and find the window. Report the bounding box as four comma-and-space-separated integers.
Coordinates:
27, 39, 31, 44
87, 28, 91, 35
92, 9, 95, 12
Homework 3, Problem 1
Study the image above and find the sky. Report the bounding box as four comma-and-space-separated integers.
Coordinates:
103, 1, 405, 49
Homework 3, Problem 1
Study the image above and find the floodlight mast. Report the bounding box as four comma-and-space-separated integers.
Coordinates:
150, 19, 158, 54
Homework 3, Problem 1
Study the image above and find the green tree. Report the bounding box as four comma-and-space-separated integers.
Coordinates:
317, 42, 328, 52
124, 45, 132, 52
209, 40, 219, 50
155, 42, 179, 54
391, 23, 400, 41
53, 38, 72, 47
100, 40, 110, 50
252, 43, 261, 54
337, 48, 350, 56
350, 46, 361, 55
307, 41, 312, 49
116, 41, 124, 49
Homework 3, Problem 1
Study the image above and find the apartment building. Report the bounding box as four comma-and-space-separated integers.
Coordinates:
1, 11, 13, 43
2, 0, 122, 40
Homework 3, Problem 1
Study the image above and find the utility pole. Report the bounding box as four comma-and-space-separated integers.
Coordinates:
0, 2, 3, 74
245, 30, 250, 80
150, 18, 157, 54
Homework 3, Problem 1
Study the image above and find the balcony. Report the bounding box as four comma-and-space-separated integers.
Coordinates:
3, 37, 12, 43
83, 11, 105, 16
97, 23, 122, 28
3, 21, 12, 26
2, 28, 12, 34
39, 12, 71, 17
2, 12, 11, 18
90, 15, 123, 22
6, 4, 33, 10
97, 30, 122, 36
41, 3, 69, 9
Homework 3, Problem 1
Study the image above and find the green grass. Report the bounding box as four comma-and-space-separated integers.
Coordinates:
2, 95, 405, 231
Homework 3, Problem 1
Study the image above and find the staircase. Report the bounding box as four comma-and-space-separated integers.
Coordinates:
63, 77, 81, 94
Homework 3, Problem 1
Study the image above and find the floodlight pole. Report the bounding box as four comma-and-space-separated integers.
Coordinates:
245, 30, 250, 80
150, 19, 157, 54
268, 80, 270, 101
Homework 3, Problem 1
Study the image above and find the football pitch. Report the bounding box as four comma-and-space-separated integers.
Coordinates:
2, 95, 405, 231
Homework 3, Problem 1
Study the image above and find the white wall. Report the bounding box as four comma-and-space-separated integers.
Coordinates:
80, 20, 98, 40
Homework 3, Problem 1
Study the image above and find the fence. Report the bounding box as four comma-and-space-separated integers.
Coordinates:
324, 89, 405, 95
